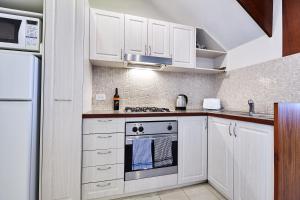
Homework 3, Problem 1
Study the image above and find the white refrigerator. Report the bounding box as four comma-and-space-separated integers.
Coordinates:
0, 52, 40, 200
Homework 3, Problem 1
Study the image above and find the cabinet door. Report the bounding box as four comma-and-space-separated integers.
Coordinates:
148, 19, 170, 58
170, 23, 195, 68
208, 117, 234, 200
178, 116, 207, 184
234, 122, 274, 200
90, 9, 124, 61
125, 15, 148, 55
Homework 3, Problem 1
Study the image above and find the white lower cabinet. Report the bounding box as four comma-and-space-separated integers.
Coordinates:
208, 117, 234, 199
82, 180, 124, 200
208, 117, 274, 200
178, 116, 207, 184
234, 121, 274, 200
82, 118, 125, 200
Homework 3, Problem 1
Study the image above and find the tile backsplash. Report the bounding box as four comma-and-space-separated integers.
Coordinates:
92, 67, 218, 111
216, 53, 300, 114
92, 53, 300, 113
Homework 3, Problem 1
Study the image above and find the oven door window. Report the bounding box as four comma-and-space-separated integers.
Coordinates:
125, 139, 178, 172
0, 17, 21, 43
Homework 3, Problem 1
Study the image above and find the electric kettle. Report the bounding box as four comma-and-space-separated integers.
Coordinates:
176, 94, 188, 110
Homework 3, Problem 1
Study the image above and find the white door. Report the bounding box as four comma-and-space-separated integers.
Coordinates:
90, 9, 124, 61
208, 117, 234, 200
0, 101, 33, 200
170, 23, 195, 68
178, 116, 207, 184
148, 19, 170, 58
125, 14, 148, 55
0, 52, 35, 100
234, 121, 274, 200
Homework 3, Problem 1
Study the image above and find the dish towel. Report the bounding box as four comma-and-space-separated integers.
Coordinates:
132, 138, 153, 170
154, 136, 173, 168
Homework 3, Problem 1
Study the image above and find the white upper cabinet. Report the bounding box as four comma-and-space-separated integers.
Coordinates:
208, 117, 234, 200
124, 15, 148, 56
170, 23, 196, 68
234, 122, 274, 200
90, 9, 124, 62
148, 19, 170, 58
178, 116, 207, 185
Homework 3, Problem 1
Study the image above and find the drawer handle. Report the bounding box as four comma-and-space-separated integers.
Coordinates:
97, 166, 112, 171
96, 182, 111, 188
97, 150, 112, 155
97, 135, 112, 139
97, 119, 113, 123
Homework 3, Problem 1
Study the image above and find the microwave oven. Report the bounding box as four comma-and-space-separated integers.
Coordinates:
0, 13, 41, 52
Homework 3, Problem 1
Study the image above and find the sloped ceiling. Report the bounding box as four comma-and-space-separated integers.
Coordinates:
150, 0, 266, 50
0, 0, 43, 13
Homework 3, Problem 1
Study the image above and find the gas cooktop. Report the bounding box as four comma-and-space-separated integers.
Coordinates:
125, 107, 171, 113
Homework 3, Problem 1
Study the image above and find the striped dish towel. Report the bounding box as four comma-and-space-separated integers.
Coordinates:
154, 136, 173, 168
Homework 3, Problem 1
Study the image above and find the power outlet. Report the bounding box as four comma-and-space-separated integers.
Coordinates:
95, 93, 106, 101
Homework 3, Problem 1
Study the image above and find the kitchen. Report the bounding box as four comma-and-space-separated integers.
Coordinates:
0, 0, 300, 200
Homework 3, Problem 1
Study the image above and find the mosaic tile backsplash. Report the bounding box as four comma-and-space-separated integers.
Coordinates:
92, 67, 218, 111
92, 53, 300, 114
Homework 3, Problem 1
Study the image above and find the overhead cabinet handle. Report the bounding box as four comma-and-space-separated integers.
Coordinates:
149, 45, 152, 55
145, 45, 148, 55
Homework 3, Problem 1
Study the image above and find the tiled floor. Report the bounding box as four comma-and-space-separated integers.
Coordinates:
119, 183, 226, 200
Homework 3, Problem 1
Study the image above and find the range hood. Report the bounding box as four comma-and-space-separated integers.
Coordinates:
124, 54, 172, 69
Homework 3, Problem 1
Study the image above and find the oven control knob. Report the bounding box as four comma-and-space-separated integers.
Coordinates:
132, 127, 138, 132
138, 126, 144, 132
167, 125, 173, 131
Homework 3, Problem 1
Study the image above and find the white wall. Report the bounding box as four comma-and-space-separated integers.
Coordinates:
226, 0, 282, 70
89, 0, 171, 21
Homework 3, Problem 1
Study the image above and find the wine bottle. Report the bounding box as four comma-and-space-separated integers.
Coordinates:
113, 88, 120, 111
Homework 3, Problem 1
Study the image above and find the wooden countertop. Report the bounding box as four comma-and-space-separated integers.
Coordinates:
83, 110, 274, 125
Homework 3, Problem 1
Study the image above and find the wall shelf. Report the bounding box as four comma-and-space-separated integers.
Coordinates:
196, 48, 227, 58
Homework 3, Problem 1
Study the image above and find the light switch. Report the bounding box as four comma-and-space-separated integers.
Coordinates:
95, 93, 106, 101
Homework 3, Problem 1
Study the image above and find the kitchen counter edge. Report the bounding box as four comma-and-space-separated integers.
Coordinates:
82, 110, 274, 126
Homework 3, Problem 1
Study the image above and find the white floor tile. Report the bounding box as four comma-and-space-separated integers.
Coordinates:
183, 184, 219, 200
159, 188, 189, 200
118, 183, 227, 200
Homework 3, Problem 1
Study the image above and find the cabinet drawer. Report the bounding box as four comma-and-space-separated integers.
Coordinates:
82, 164, 124, 183
83, 148, 124, 167
83, 118, 125, 134
83, 133, 124, 150
82, 179, 124, 200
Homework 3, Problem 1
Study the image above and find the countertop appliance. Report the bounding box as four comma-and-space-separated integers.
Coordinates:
0, 12, 41, 51
176, 94, 188, 110
125, 120, 178, 181
203, 98, 221, 110
0, 52, 40, 200
125, 106, 170, 113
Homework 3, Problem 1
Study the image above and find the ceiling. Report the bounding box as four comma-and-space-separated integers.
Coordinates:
149, 0, 265, 50
0, 0, 43, 13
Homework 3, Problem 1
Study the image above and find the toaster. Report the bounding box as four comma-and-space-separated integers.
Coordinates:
203, 98, 221, 110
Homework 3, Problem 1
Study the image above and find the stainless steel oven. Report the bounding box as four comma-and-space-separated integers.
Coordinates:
125, 120, 178, 181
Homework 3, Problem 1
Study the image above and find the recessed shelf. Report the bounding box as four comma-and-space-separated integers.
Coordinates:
194, 67, 226, 74
196, 48, 227, 58
0, 49, 43, 58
